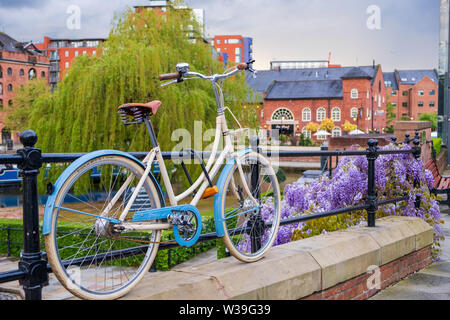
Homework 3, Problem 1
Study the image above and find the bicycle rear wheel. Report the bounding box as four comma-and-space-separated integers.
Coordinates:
45, 155, 163, 300
219, 152, 281, 262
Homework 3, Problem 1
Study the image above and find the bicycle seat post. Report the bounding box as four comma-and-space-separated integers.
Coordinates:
144, 116, 159, 148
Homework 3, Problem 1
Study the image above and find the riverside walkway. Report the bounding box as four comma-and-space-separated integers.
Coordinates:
371, 205, 450, 300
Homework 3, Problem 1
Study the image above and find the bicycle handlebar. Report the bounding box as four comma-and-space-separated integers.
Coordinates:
159, 60, 256, 85
159, 72, 180, 81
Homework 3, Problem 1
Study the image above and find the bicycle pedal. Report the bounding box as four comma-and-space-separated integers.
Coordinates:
201, 186, 219, 199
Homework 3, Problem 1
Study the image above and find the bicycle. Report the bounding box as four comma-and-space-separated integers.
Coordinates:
42, 60, 281, 300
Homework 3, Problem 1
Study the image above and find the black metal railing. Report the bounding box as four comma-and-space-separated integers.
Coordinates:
0, 130, 422, 300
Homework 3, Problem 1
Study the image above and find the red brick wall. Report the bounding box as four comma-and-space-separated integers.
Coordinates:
0, 51, 50, 142
409, 77, 438, 121
214, 35, 245, 64
386, 76, 438, 122
303, 246, 432, 300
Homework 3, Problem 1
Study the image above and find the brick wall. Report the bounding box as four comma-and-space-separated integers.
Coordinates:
303, 246, 432, 300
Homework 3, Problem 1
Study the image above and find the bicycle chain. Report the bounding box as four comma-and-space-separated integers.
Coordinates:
107, 223, 178, 245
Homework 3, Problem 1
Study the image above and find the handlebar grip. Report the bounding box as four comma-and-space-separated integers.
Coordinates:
159, 73, 180, 81
236, 63, 247, 70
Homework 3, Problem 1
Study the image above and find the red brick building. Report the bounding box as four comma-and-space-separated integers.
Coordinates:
384, 70, 438, 123
212, 35, 253, 65
0, 32, 50, 144
36, 37, 104, 89
246, 65, 387, 141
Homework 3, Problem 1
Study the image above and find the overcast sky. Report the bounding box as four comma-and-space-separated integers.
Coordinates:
0, 0, 441, 71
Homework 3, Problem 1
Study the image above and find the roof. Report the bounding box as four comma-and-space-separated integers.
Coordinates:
396, 70, 438, 85
0, 32, 42, 55
341, 67, 372, 79
383, 72, 399, 90
246, 66, 378, 93
265, 80, 343, 100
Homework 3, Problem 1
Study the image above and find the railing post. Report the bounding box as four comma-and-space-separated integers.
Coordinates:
404, 133, 411, 145
412, 138, 422, 209
7, 226, 11, 257
17, 130, 48, 300
366, 139, 379, 228
391, 136, 397, 145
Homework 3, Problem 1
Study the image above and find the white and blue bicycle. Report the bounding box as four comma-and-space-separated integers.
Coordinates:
43, 61, 281, 300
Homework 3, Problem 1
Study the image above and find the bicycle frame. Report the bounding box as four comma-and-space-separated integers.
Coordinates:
102, 75, 258, 232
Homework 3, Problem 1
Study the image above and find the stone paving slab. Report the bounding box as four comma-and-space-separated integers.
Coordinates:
371, 206, 450, 300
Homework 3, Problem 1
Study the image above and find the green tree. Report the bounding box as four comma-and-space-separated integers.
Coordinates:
418, 113, 437, 131
6, 4, 256, 187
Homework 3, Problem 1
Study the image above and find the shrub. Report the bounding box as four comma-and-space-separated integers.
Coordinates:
433, 138, 442, 156
244, 143, 444, 259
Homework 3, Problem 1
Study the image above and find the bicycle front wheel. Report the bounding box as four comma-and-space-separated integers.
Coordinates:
219, 152, 281, 262
45, 155, 163, 300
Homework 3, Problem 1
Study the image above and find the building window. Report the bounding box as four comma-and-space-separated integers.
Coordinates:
75, 51, 79, 57
402, 91, 408, 96
7, 68, 12, 76
302, 127, 311, 139
392, 102, 397, 107
7, 84, 12, 92
418, 90, 424, 96
28, 68, 36, 80
216, 39, 221, 45
92, 50, 96, 56
351, 89, 359, 99
350, 107, 358, 119
430, 89, 436, 96
430, 101, 435, 107
65, 62, 69, 69
235, 47, 241, 64
391, 91, 397, 96
272, 108, 294, 121
331, 107, 341, 122
302, 108, 311, 122
20, 69, 24, 77
418, 101, 424, 107
41, 71, 46, 78
0, 66, 2, 78
0, 99, 2, 109
83, 51, 87, 56
0, 83, 2, 95
317, 108, 326, 121
65, 51, 69, 57
225, 38, 242, 44
385, 81, 392, 87
402, 102, 408, 107
332, 127, 342, 137
8, 100, 12, 107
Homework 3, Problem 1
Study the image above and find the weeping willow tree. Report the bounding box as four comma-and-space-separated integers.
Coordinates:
7, 3, 257, 190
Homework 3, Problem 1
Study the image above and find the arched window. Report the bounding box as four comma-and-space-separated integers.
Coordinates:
351, 107, 358, 119
351, 89, 359, 99
41, 71, 46, 78
8, 100, 13, 107
7, 84, 12, 92
316, 107, 326, 122
28, 68, 36, 80
332, 127, 342, 137
0, 66, 3, 78
302, 127, 311, 139
0, 82, 2, 95
20, 69, 24, 77
7, 68, 12, 76
331, 107, 341, 122
272, 108, 294, 121
302, 108, 311, 122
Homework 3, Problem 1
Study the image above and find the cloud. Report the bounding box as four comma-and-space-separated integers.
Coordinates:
0, 0, 441, 71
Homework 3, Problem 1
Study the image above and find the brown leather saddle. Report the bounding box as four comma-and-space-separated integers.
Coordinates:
117, 100, 162, 125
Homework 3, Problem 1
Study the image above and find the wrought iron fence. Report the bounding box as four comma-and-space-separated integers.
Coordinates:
0, 129, 422, 300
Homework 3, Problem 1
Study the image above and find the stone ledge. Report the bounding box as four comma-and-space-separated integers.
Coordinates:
121, 216, 434, 300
